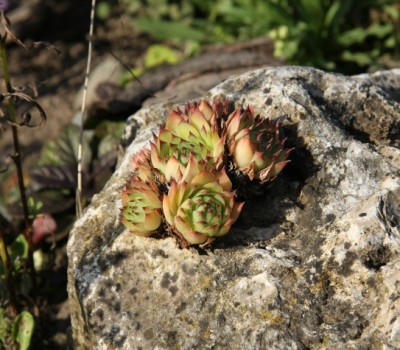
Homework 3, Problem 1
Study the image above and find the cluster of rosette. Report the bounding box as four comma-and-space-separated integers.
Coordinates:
121, 100, 293, 247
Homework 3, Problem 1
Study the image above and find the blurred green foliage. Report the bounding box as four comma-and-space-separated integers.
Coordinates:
0, 234, 29, 276
0, 310, 34, 350
122, 43, 183, 82
11, 311, 34, 350
100, 0, 400, 73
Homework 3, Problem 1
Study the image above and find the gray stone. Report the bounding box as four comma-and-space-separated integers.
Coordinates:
74, 57, 125, 111
68, 67, 400, 349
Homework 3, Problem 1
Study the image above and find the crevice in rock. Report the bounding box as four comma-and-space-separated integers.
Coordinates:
363, 245, 391, 271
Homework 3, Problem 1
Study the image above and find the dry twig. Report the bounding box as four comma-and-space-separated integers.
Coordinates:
76, 0, 96, 217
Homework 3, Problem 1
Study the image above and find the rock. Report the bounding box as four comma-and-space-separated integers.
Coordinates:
67, 67, 400, 349
99, 44, 282, 118
74, 57, 125, 112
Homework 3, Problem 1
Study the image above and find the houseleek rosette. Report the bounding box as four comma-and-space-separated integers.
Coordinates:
151, 100, 225, 183
226, 106, 293, 183
120, 99, 293, 246
121, 150, 162, 236
163, 159, 243, 246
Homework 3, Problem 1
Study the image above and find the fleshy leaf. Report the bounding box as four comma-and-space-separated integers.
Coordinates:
11, 311, 35, 350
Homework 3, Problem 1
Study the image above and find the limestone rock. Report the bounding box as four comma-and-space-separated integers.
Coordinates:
68, 67, 400, 349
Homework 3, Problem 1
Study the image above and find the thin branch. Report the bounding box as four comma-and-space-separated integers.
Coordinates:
0, 11, 27, 49
0, 20, 37, 295
76, 0, 96, 217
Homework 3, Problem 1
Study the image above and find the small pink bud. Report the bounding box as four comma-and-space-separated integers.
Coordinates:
32, 213, 57, 245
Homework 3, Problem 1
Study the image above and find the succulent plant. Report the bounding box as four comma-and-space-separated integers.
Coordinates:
121, 99, 293, 247
121, 150, 162, 236
226, 106, 292, 183
150, 100, 225, 183
163, 157, 243, 246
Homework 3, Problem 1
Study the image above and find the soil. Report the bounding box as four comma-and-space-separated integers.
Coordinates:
1, 1, 153, 348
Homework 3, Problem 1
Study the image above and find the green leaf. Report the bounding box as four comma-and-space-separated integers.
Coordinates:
384, 5, 400, 20
96, 2, 112, 20
24, 190, 75, 215
10, 234, 29, 261
27, 197, 43, 218
11, 311, 34, 350
384, 36, 396, 48
341, 50, 375, 66
324, 1, 340, 28
324, 1, 342, 28
132, 18, 205, 41
144, 44, 181, 69
338, 28, 368, 46
217, 1, 292, 27
366, 23, 393, 38
324, 0, 354, 29
4, 234, 29, 273
338, 23, 393, 46
280, 39, 300, 60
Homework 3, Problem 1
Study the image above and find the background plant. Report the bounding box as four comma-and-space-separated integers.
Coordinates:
0, 12, 42, 349
100, 0, 400, 74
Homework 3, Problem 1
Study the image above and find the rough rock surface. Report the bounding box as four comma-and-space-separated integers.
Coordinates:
68, 67, 400, 349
